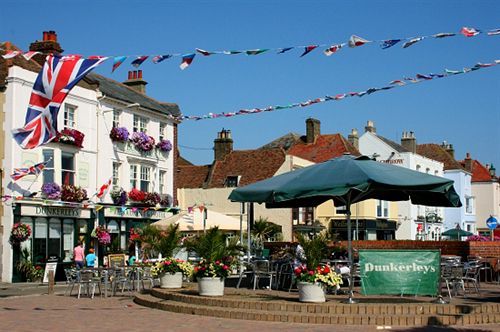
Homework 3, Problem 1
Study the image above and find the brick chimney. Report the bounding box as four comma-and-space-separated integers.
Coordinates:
214, 128, 233, 161
29, 31, 64, 66
401, 131, 417, 153
348, 128, 359, 149
364, 120, 376, 133
440, 141, 455, 158
464, 152, 473, 172
306, 118, 320, 144
123, 70, 148, 94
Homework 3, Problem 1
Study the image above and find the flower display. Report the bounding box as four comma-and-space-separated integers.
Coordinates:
61, 184, 88, 202
294, 264, 343, 288
150, 258, 193, 277
466, 235, 500, 241
110, 188, 128, 205
159, 195, 171, 207
109, 126, 130, 142
129, 227, 142, 242
128, 188, 146, 202
9, 223, 32, 245
54, 128, 85, 148
131, 132, 155, 152
193, 257, 234, 280
156, 139, 173, 152
92, 226, 111, 245
41, 182, 62, 200
144, 192, 161, 206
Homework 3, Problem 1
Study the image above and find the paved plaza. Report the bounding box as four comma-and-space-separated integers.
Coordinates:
0, 283, 499, 332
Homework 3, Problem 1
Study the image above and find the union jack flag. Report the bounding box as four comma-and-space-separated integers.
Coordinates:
11, 159, 51, 181
12, 54, 107, 149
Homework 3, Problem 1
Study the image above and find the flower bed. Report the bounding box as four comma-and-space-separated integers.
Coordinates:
151, 258, 193, 277
294, 264, 343, 288
193, 258, 234, 280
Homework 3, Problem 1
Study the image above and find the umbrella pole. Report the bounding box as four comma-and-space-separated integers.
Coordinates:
343, 198, 357, 304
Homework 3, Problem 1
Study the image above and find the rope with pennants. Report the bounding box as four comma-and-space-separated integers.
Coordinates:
182, 58, 499, 121
2, 26, 499, 72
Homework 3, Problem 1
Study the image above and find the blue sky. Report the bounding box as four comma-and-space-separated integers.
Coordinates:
2, 0, 499, 168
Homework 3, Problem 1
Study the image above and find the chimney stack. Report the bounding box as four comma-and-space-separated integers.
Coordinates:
348, 128, 359, 149
464, 152, 473, 172
123, 70, 148, 94
364, 120, 376, 133
401, 131, 417, 153
306, 118, 320, 144
440, 141, 455, 158
29, 30, 64, 66
214, 128, 233, 161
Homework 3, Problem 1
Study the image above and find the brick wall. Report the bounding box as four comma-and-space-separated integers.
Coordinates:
265, 240, 500, 259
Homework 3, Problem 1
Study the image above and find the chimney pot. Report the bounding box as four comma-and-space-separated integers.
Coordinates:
214, 128, 234, 161
401, 130, 417, 153
138, 70, 142, 79
365, 120, 376, 133
464, 153, 473, 172
348, 128, 359, 150
43, 31, 49, 41
132, 71, 137, 79
306, 118, 321, 143
128, 71, 132, 80
466, 152, 471, 159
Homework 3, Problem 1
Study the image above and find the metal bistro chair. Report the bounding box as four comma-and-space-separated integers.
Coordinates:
64, 268, 78, 296
462, 263, 480, 295
112, 267, 134, 295
251, 259, 276, 290
77, 270, 102, 299
139, 266, 156, 290
276, 261, 295, 292
236, 260, 254, 289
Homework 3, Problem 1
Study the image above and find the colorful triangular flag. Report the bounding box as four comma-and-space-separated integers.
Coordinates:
2, 50, 20, 59
432, 32, 456, 38
389, 80, 406, 86
300, 45, 318, 57
461, 27, 480, 37
180, 53, 196, 70
416, 73, 432, 80
348, 35, 371, 47
22, 51, 40, 61
196, 48, 215, 56
324, 44, 344, 56
380, 39, 401, 49
487, 28, 500, 36
402, 37, 424, 48
246, 49, 269, 55
223, 50, 242, 55
445, 69, 462, 75
112, 56, 127, 72
277, 47, 294, 54
131, 55, 149, 67
152, 54, 172, 63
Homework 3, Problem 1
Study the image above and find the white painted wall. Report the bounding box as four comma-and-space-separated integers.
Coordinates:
473, 181, 500, 230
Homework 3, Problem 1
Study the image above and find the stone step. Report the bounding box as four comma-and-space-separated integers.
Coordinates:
135, 292, 500, 326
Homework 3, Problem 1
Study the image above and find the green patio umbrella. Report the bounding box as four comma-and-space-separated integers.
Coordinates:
441, 228, 473, 240
229, 155, 462, 303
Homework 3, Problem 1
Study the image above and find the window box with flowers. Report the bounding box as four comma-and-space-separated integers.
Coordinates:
41, 182, 62, 200
53, 128, 85, 148
143, 192, 161, 207
156, 139, 173, 153
111, 188, 128, 205
128, 188, 146, 204
151, 258, 193, 288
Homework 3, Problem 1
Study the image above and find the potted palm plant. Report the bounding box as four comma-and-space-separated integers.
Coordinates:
184, 227, 243, 296
294, 233, 343, 302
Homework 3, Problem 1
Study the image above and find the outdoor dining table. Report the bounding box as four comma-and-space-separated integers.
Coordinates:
84, 267, 115, 298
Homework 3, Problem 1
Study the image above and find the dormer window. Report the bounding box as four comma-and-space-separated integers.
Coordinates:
225, 176, 239, 187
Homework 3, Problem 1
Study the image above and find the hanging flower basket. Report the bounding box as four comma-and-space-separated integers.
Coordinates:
143, 192, 161, 206
61, 184, 88, 202
54, 128, 85, 148
9, 223, 31, 246
131, 132, 155, 152
41, 182, 61, 200
111, 188, 128, 205
128, 188, 146, 202
156, 139, 173, 152
92, 226, 111, 245
109, 127, 130, 142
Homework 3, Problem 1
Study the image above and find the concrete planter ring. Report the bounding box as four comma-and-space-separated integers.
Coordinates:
159, 272, 183, 289
198, 277, 225, 296
297, 282, 326, 303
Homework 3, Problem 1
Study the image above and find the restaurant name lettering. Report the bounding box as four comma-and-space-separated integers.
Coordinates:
105, 208, 169, 220
364, 262, 437, 273
35, 206, 81, 217
379, 159, 404, 165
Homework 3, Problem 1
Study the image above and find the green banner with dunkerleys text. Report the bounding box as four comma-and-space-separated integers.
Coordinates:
359, 250, 440, 296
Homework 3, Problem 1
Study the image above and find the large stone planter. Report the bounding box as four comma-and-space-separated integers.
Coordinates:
159, 272, 183, 289
198, 277, 225, 296
297, 282, 326, 303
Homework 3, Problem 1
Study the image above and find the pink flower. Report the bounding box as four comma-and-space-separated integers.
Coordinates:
215, 260, 220, 265
222, 265, 228, 270
165, 261, 171, 265
308, 270, 314, 276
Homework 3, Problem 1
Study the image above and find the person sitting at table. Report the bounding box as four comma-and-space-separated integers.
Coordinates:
85, 248, 96, 268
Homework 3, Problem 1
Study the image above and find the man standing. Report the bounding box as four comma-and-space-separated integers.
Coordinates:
73, 241, 85, 269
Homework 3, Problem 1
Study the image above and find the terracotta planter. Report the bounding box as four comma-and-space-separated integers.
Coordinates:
198, 277, 224, 296
159, 272, 183, 289
297, 282, 326, 303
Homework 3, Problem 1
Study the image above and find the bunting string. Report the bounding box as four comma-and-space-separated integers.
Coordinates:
181, 59, 499, 121
1, 26, 498, 72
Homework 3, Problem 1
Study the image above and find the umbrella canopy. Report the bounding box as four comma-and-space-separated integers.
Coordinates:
229, 155, 461, 208
441, 228, 473, 239
229, 155, 462, 303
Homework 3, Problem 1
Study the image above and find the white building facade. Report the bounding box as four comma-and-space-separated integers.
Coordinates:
358, 124, 445, 240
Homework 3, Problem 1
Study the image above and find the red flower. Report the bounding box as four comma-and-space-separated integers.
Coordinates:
222, 265, 228, 270
308, 270, 314, 276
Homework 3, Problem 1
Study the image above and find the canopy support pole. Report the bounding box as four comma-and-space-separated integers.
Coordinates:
343, 195, 357, 304
247, 203, 253, 263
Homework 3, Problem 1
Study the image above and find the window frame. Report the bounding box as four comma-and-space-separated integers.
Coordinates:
64, 104, 77, 128
130, 164, 138, 189
376, 200, 389, 218
112, 162, 120, 189
42, 149, 55, 185
159, 170, 167, 194
140, 165, 151, 192
133, 115, 148, 133
61, 151, 75, 185
112, 109, 121, 128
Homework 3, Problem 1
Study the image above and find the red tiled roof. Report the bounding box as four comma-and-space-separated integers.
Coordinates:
416, 144, 464, 171
177, 165, 211, 188
287, 134, 360, 163
459, 159, 494, 182
207, 148, 286, 188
